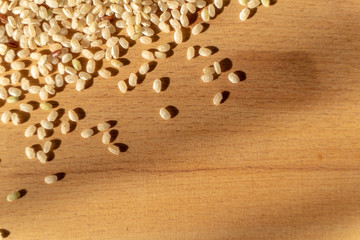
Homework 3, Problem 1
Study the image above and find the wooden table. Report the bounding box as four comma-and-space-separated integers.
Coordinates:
1, 0, 360, 239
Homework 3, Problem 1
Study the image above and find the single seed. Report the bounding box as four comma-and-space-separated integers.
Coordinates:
228, 72, 240, 83
40, 120, 53, 130
81, 128, 94, 138
37, 127, 46, 140
201, 74, 214, 83
240, 8, 250, 21
1, 111, 11, 124
239, 0, 248, 6
11, 62, 25, 70
25, 147, 36, 159
201, 9, 210, 22
155, 51, 166, 59
68, 109, 79, 122
72, 59, 82, 71
86, 59, 95, 73
47, 110, 58, 122
20, 103, 33, 112
208, 4, 216, 18
215, 0, 223, 9
129, 73, 138, 87
153, 79, 162, 93
108, 144, 120, 155
0, 86, 7, 99
203, 66, 216, 75
39, 87, 48, 100
157, 43, 170, 52
44, 175, 58, 184
94, 50, 105, 61
7, 96, 19, 103
192, 23, 203, 35
174, 30, 183, 44
261, 0, 270, 7
37, 150, 47, 163
40, 102, 52, 110
214, 61, 221, 74
0, 76, 10, 86
187, 47, 195, 60
11, 112, 20, 125
7, 191, 20, 202
8, 87, 22, 97
139, 62, 150, 75
25, 125, 36, 137
102, 131, 111, 144
248, 0, 260, 9
99, 69, 111, 78
43, 140, 52, 153
118, 80, 127, 93
199, 47, 212, 57
97, 122, 111, 131
79, 72, 92, 81
160, 108, 171, 120
61, 121, 70, 134
140, 36, 152, 45
111, 59, 123, 68
213, 92, 223, 105
141, 50, 154, 61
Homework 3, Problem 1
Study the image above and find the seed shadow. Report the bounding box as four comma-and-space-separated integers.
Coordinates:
149, 61, 157, 73
47, 151, 55, 161
0, 229, 10, 238
93, 60, 103, 78
31, 144, 42, 153
248, 8, 258, 20
47, 100, 59, 109
219, 58, 233, 72
201, 23, 210, 33
119, 58, 131, 66
0, 100, 5, 108
69, 121, 77, 133
220, 91, 230, 104
109, 129, 118, 143
28, 101, 39, 110
168, 42, 177, 50
234, 70, 247, 81
106, 67, 119, 77
53, 108, 65, 127
182, 28, 192, 43
165, 49, 174, 58
18, 189, 27, 199
151, 35, 160, 43
90, 126, 100, 136
206, 46, 219, 55
270, 0, 277, 5
114, 143, 129, 152
74, 108, 86, 120
45, 129, 54, 138
55, 172, 66, 181
223, 0, 231, 6
50, 139, 61, 150
23, 59, 32, 68
193, 45, 201, 58
165, 105, 179, 118
160, 77, 170, 91
188, 12, 198, 26
137, 73, 145, 85
107, 120, 117, 128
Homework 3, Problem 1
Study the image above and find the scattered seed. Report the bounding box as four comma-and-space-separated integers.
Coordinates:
201, 74, 214, 83
40, 102, 52, 110
160, 108, 171, 120
25, 125, 36, 137
61, 121, 70, 134
40, 120, 53, 130
187, 47, 195, 60
199, 47, 212, 57
7, 191, 20, 202
203, 66, 216, 75
7, 96, 19, 103
139, 62, 150, 75
154, 51, 167, 59
1, 111, 11, 124
141, 50, 154, 61
47, 110, 58, 122
45, 175, 58, 184
68, 109, 79, 122
97, 122, 111, 131
108, 144, 120, 155
81, 128, 94, 138
153, 79, 162, 93
43, 140, 52, 153
174, 30, 183, 44
20, 103, 33, 112
228, 72, 240, 83
37, 127, 46, 140
11, 112, 20, 125
118, 80, 127, 93
239, 0, 248, 6
248, 0, 260, 9
261, 0, 270, 7
240, 8, 250, 21
129, 73, 138, 87
99, 69, 111, 78
214, 61, 221, 74
102, 131, 111, 144
25, 147, 36, 159
37, 150, 47, 163
192, 23, 203, 35
213, 92, 223, 105
157, 43, 170, 52
111, 59, 123, 68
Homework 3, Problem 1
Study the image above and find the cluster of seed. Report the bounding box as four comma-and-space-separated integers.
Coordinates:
239, 0, 270, 21
81, 121, 121, 155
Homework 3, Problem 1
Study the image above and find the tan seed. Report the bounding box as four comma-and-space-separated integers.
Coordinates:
160, 108, 171, 120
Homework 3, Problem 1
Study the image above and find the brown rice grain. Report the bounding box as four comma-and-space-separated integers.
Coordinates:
25, 147, 36, 159
36, 150, 47, 163
187, 47, 195, 60
61, 121, 70, 134
228, 72, 240, 83
153, 79, 161, 93
1, 111, 11, 124
102, 131, 111, 144
108, 144, 120, 155
118, 80, 128, 93
201, 74, 214, 83
45, 175, 58, 184
213, 92, 223, 105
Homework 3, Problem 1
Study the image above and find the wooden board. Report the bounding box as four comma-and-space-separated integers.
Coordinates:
1, 0, 360, 239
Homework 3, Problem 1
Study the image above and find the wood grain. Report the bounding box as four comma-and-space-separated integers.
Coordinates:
1, 0, 360, 239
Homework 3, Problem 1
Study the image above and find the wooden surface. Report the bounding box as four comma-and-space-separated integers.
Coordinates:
1, 0, 360, 239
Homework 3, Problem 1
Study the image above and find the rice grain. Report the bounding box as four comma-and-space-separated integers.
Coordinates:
187, 47, 195, 60
160, 108, 171, 120
43, 140, 52, 153
153, 79, 162, 93
102, 131, 111, 144
213, 92, 223, 105
81, 128, 94, 138
228, 72, 240, 83
108, 144, 120, 155
97, 122, 111, 131
61, 121, 70, 134
45, 175, 58, 184
25, 147, 36, 159
20, 103, 33, 112
214, 61, 221, 74
118, 80, 128, 93
36, 150, 47, 163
